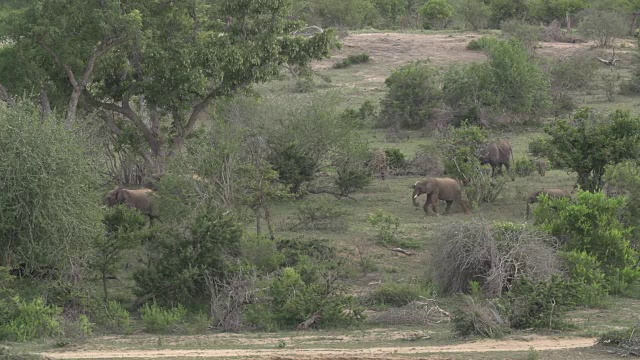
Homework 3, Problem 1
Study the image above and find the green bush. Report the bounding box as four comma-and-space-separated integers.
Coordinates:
500, 19, 543, 51
365, 283, 429, 307
452, 295, 507, 338
270, 143, 318, 194
513, 157, 536, 177
378, 60, 442, 129
0, 102, 102, 271
536, 191, 640, 293
367, 210, 400, 245
1, 297, 63, 341
292, 197, 351, 232
419, 0, 453, 29
141, 303, 187, 334
384, 148, 406, 170
464, 170, 508, 206
341, 100, 377, 128
466, 36, 497, 51
439, 123, 488, 184
333, 53, 371, 69
577, 10, 627, 47
560, 251, 609, 307
456, 0, 490, 30
92, 300, 132, 334
241, 234, 285, 273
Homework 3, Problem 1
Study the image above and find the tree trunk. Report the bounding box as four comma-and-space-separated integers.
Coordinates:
39, 88, 51, 121
256, 208, 262, 235
264, 205, 275, 241
66, 87, 82, 129
102, 270, 108, 302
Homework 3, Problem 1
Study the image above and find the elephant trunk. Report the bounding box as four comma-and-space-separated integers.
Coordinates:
412, 189, 420, 206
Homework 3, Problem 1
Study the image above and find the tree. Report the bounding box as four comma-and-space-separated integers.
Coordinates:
577, 10, 627, 47
455, 0, 490, 30
487, 0, 528, 28
528, 0, 586, 25
1, 0, 336, 173
419, 0, 454, 29
0, 102, 102, 270
378, 60, 441, 129
542, 108, 640, 191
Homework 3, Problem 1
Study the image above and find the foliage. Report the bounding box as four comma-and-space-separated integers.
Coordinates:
92, 206, 149, 301
419, 0, 454, 29
500, 19, 543, 51
542, 108, 640, 191
313, 0, 378, 28
466, 36, 497, 51
536, 191, 640, 293
378, 60, 442, 129
367, 210, 401, 245
431, 220, 561, 297
455, 0, 490, 30
529, 0, 587, 24
605, 161, 640, 244
133, 206, 243, 306
439, 123, 488, 183
560, 250, 609, 306
365, 282, 430, 307
334, 140, 372, 196
92, 300, 132, 334
488, 0, 528, 28
452, 295, 507, 338
578, 10, 627, 47
241, 234, 285, 274
246, 267, 363, 330
464, 170, 509, 206
513, 157, 537, 177
0, 103, 102, 270
141, 303, 187, 334
341, 100, 377, 128
546, 55, 598, 91
598, 326, 640, 357
270, 143, 318, 195
384, 148, 407, 170
502, 276, 576, 330
445, 38, 551, 118
601, 67, 621, 102
0, 297, 63, 342
333, 53, 371, 69
292, 196, 351, 232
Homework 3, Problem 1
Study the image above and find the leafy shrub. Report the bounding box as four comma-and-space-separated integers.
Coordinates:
536, 190, 640, 293
605, 161, 640, 245
384, 148, 406, 170
456, 0, 490, 30
241, 234, 285, 274
439, 123, 488, 183
341, 100, 377, 128
502, 276, 576, 330
464, 170, 508, 206
513, 157, 536, 177
547, 55, 598, 92
133, 206, 243, 306
378, 60, 442, 129
431, 220, 561, 297
291, 77, 315, 93
367, 210, 400, 244
543, 108, 640, 191
365, 283, 429, 307
419, 0, 453, 29
335, 161, 372, 196
577, 10, 627, 47
292, 197, 350, 232
141, 303, 187, 334
466, 36, 497, 51
333, 53, 370, 69
92, 300, 132, 334
452, 295, 507, 338
270, 143, 318, 194
0, 103, 102, 271
560, 250, 609, 307
500, 19, 543, 51
1, 297, 63, 341
63, 314, 93, 339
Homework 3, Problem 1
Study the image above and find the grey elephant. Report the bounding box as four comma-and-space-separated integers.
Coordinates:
525, 188, 571, 218
104, 187, 159, 221
479, 140, 513, 178
412, 178, 470, 215
534, 159, 547, 177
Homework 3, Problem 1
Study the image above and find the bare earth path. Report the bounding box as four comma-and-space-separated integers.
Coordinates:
40, 336, 597, 359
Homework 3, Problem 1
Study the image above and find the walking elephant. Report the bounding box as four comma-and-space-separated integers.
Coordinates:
479, 140, 514, 178
412, 178, 470, 215
525, 188, 571, 218
104, 187, 159, 221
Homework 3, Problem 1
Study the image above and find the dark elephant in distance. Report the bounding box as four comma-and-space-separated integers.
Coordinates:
525, 188, 572, 219
412, 178, 470, 215
104, 187, 159, 221
479, 140, 513, 178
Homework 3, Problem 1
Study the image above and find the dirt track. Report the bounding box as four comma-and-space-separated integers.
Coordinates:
40, 336, 597, 359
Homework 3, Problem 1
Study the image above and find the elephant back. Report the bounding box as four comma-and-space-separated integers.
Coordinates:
433, 177, 462, 201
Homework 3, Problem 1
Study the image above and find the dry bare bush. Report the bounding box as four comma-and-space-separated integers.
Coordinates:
366, 299, 451, 326
431, 219, 561, 298
542, 20, 580, 43
206, 270, 259, 332
405, 145, 444, 177
452, 295, 507, 338
369, 148, 388, 179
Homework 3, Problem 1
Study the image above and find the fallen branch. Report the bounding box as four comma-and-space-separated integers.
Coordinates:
597, 57, 617, 66
390, 247, 413, 256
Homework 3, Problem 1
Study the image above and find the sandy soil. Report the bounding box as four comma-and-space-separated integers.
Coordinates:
40, 335, 596, 359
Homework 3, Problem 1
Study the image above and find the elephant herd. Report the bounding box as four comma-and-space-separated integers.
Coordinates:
411, 140, 568, 218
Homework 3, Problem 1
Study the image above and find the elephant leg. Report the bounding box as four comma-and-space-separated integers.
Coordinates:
491, 164, 496, 178
431, 196, 440, 215
444, 201, 453, 214
423, 194, 432, 214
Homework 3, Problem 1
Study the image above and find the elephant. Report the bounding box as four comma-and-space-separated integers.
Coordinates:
525, 188, 572, 218
479, 140, 514, 178
412, 178, 470, 215
104, 187, 159, 221
534, 159, 547, 177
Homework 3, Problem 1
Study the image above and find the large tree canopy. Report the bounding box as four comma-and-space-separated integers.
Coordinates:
0, 0, 335, 171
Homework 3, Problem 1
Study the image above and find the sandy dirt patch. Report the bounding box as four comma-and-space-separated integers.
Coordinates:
40, 335, 596, 359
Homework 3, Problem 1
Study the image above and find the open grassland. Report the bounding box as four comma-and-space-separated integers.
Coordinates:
12, 30, 640, 360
